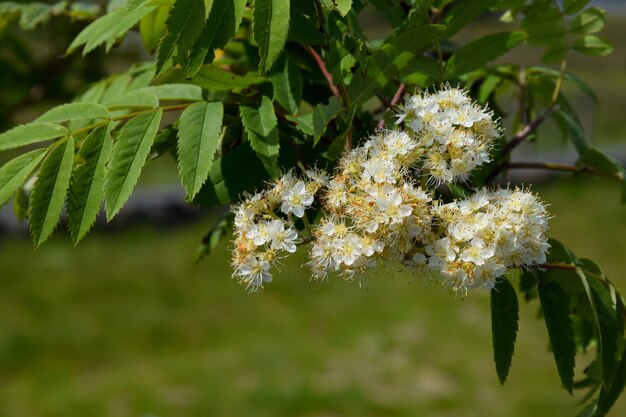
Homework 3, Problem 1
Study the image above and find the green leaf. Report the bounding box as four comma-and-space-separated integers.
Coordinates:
0, 123, 68, 151
29, 137, 75, 247
571, 7, 606, 34
446, 32, 527, 78
18, 2, 53, 30
140, 1, 171, 52
67, 125, 112, 244
286, 113, 314, 136
573, 35, 613, 57
195, 216, 229, 262
136, 84, 204, 101
587, 277, 621, 388
155, 0, 205, 75
241, 97, 280, 177
106, 90, 160, 109
192, 65, 267, 91
313, 96, 342, 146
538, 279, 576, 394
36, 102, 110, 124
68, 0, 157, 55
441, 0, 498, 39
491, 277, 519, 385
13, 186, 29, 223
595, 349, 626, 417
554, 109, 587, 155
334, 0, 352, 16
530, 67, 598, 103
149, 126, 178, 159
564, 0, 590, 15
185, 0, 247, 77
522, 2, 567, 62
177, 102, 224, 198
577, 148, 624, 179
271, 55, 303, 115
367, 0, 405, 26
287, 0, 324, 45
253, 0, 291, 73
192, 143, 270, 206
349, 24, 442, 105
0, 149, 47, 207
104, 110, 162, 220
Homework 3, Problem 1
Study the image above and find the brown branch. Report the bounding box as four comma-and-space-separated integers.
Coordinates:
537, 263, 577, 271
492, 161, 624, 181
500, 105, 559, 157
377, 83, 406, 130
301, 44, 340, 99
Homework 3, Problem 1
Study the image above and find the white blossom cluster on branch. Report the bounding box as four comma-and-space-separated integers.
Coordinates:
231, 87, 550, 293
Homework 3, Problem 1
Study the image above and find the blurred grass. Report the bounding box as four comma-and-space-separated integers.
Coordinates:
0, 178, 624, 417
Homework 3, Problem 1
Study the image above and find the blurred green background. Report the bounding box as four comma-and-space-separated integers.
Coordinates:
1, 2, 626, 416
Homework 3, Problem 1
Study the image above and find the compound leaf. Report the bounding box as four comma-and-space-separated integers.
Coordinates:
29, 137, 75, 247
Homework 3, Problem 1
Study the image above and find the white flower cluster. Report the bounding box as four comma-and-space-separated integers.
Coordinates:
231, 170, 326, 291
230, 87, 550, 294
397, 85, 500, 184
419, 188, 551, 291
309, 130, 432, 280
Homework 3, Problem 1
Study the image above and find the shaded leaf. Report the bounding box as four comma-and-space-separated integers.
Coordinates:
313, 96, 342, 145
571, 7, 606, 34
271, 55, 303, 115
564, 0, 590, 15
67, 125, 112, 244
139, 1, 171, 52
195, 216, 229, 262
367, 0, 404, 26
155, 0, 205, 75
0, 149, 47, 207
441, 0, 498, 39
68, 0, 157, 55
349, 24, 442, 104
192, 65, 267, 91
446, 31, 527, 78
286, 113, 314, 136
29, 137, 75, 247
573, 35, 613, 57
241, 97, 280, 177
185, 0, 247, 77
253, 0, 290, 73
554, 109, 587, 155
491, 277, 519, 384
104, 110, 162, 220
177, 101, 224, 198
538, 278, 576, 394
192, 143, 270, 206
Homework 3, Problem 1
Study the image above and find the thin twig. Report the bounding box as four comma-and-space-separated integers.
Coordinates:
500, 105, 559, 157
498, 161, 624, 180
301, 44, 340, 99
518, 68, 528, 126
69, 103, 192, 137
538, 263, 577, 271
377, 83, 406, 130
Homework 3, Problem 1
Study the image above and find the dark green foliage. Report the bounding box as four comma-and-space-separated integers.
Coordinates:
491, 277, 519, 384
538, 278, 576, 394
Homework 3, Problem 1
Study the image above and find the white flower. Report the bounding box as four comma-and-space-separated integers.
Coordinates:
266, 220, 299, 253
281, 181, 314, 218
362, 157, 398, 184
236, 255, 272, 291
